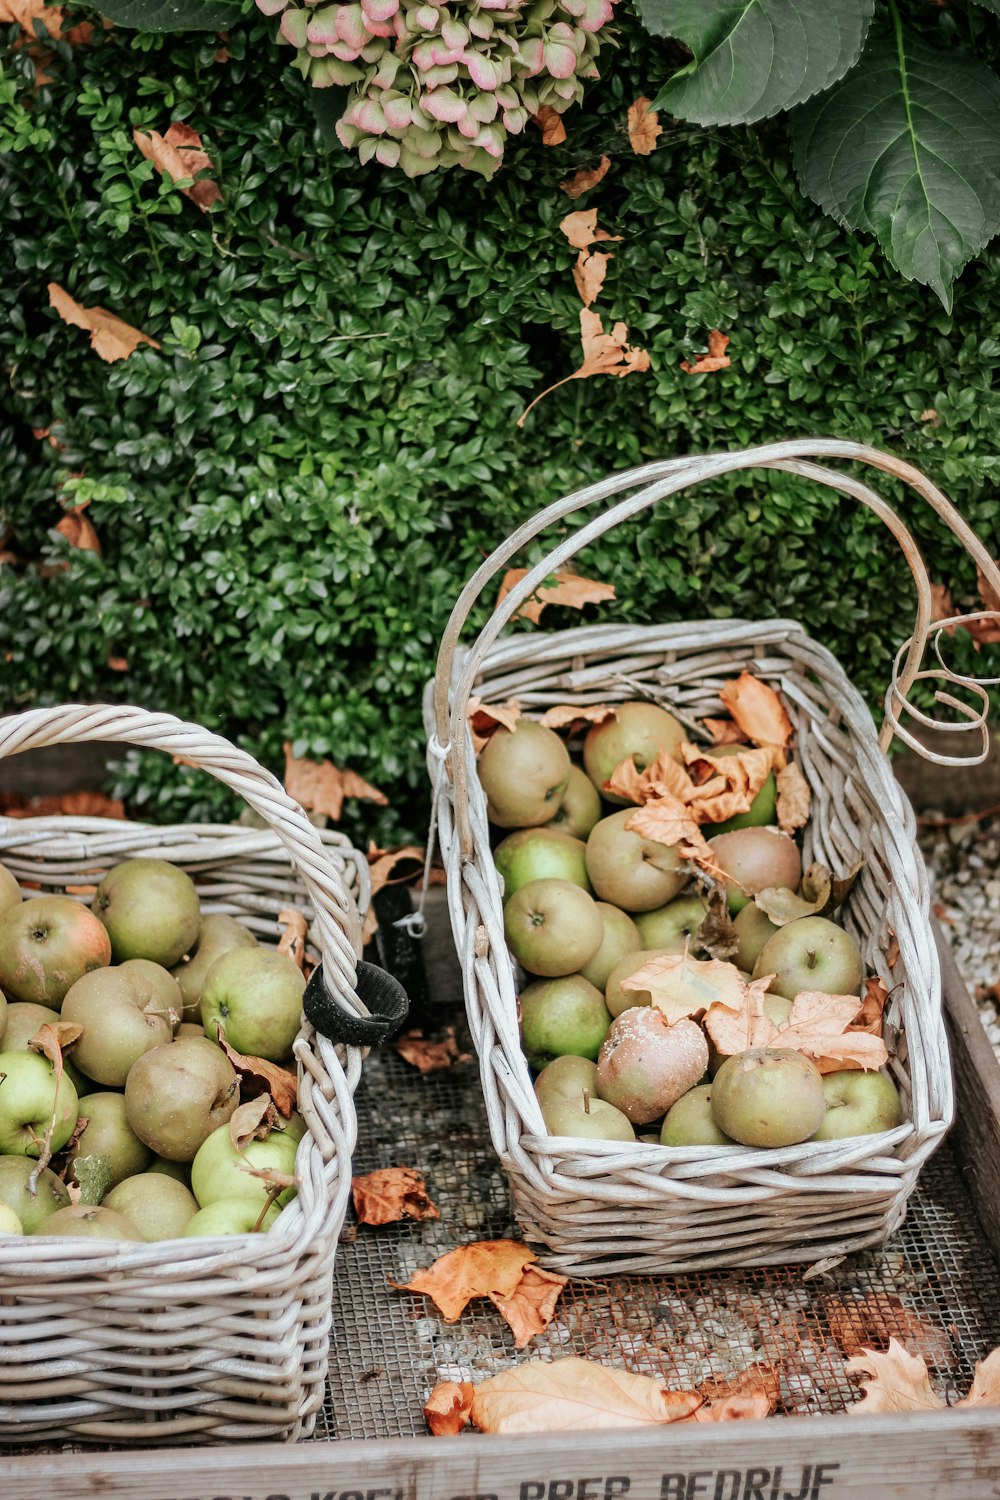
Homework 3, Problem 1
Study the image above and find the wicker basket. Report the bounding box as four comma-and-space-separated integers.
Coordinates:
0, 703, 371, 1444
425, 439, 1000, 1278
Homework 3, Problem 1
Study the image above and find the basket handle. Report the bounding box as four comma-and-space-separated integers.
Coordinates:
0, 703, 373, 1036
432, 440, 1000, 857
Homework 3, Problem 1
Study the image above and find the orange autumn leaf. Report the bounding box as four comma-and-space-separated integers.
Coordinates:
276, 907, 308, 971
680, 742, 777, 824
845, 1339, 945, 1413
702, 718, 748, 745
54, 502, 101, 557
468, 695, 522, 752
48, 283, 160, 364
681, 330, 731, 374
489, 1264, 568, 1349
704, 975, 778, 1055
627, 96, 662, 156
966, 563, 1000, 645
469, 1357, 703, 1434
776, 760, 811, 835
495, 566, 615, 626
624, 950, 746, 1025
394, 1026, 469, 1073
929, 582, 954, 625
532, 105, 567, 145
283, 743, 388, 822
697, 1363, 780, 1417
28, 1020, 82, 1070
133, 122, 221, 211
718, 672, 793, 751
573, 247, 613, 308
424, 1381, 474, 1436
624, 789, 702, 849
559, 208, 623, 251
107, 654, 129, 671
561, 155, 611, 199
216, 1023, 297, 1115
1, 0, 63, 38
0, 790, 124, 818
606, 750, 697, 806
775, 991, 889, 1071
228, 1093, 279, 1153
539, 703, 616, 731
368, 844, 427, 897
827, 1295, 955, 1367
391, 1239, 537, 1322
854, 975, 890, 1037
518, 309, 650, 427
352, 1166, 439, 1226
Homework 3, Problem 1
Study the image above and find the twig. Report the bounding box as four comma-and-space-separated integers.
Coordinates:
916, 802, 1000, 828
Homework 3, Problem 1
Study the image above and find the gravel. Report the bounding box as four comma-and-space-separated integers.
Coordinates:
919, 811, 1000, 1055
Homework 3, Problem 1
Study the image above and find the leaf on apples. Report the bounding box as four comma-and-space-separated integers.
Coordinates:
469, 1356, 703, 1434
718, 672, 792, 751
606, 750, 694, 805
352, 1166, 439, 1226
489, 1263, 568, 1349
424, 1380, 474, 1436
283, 743, 388, 822
681, 330, 731, 374
776, 761, 811, 834
627, 97, 662, 156
775, 991, 888, 1071
390, 1239, 538, 1322
495, 566, 616, 624
48, 283, 161, 364
217, 1023, 297, 1114
854, 975, 890, 1038
704, 975, 778, 1056
624, 950, 745, 1024
561, 156, 611, 199
28, 1021, 83, 1069
701, 718, 748, 745
468, 696, 522, 751
680, 743, 776, 823
755, 859, 863, 926
229, 1094, 279, 1153
539, 703, 616, 731
276, 908, 308, 970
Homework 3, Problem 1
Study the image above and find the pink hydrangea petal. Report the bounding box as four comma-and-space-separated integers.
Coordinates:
543, 39, 577, 77
360, 0, 397, 20
420, 87, 467, 122
382, 94, 412, 127
375, 137, 401, 165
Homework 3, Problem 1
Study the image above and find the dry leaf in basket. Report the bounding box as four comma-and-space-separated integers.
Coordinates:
846, 1338, 1000, 1413
718, 672, 792, 754
754, 859, 864, 927
25, 1021, 82, 1183
622, 950, 745, 1024
705, 984, 889, 1071
539, 702, 616, 732
276, 908, 307, 971
352, 1166, 439, 1226
216, 1023, 297, 1115
467, 696, 521, 752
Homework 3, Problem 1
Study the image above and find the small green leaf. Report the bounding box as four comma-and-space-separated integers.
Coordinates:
91, 0, 250, 30
791, 32, 1000, 309
638, 0, 875, 125
972, 0, 1000, 12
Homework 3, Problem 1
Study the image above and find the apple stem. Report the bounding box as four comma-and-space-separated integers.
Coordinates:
251, 1183, 283, 1233
807, 949, 817, 969
582, 1087, 591, 1115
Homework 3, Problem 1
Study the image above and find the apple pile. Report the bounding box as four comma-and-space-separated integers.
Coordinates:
478, 688, 903, 1150
0, 858, 306, 1241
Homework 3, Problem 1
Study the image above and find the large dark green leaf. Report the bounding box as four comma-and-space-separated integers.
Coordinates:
791, 32, 1000, 309
638, 0, 874, 124
972, 0, 1000, 13
91, 0, 249, 30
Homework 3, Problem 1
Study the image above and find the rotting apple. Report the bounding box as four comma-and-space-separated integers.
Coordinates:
595, 1008, 709, 1125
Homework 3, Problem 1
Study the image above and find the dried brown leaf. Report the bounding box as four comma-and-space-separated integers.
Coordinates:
606, 750, 695, 805
394, 1026, 469, 1073
718, 672, 793, 750
133, 121, 221, 211
776, 760, 811, 835
854, 976, 890, 1037
495, 567, 616, 626
560, 155, 611, 198
573, 247, 613, 308
539, 703, 616, 731
967, 563, 1000, 644
959, 1347, 1000, 1406
0, 790, 124, 819
367, 845, 426, 897
229, 1094, 278, 1152
696, 1363, 780, 1417
283, 743, 388, 822
627, 96, 662, 156
696, 884, 739, 961
1, 0, 64, 38
532, 105, 567, 145
352, 1166, 439, 1227
680, 743, 776, 824
681, 329, 731, 375
624, 950, 745, 1024
28, 1021, 82, 1067
217, 1023, 297, 1114
489, 1264, 568, 1349
776, 992, 888, 1071
518, 308, 648, 426
845, 1339, 944, 1413
424, 1381, 474, 1436
54, 503, 101, 557
827, 1295, 955, 1367
625, 793, 703, 851
276, 908, 308, 971
107, 655, 129, 672
701, 718, 749, 745
48, 283, 160, 364
469, 1357, 703, 1434
558, 208, 622, 250
468, 696, 522, 752
704, 975, 778, 1056
929, 582, 954, 624
391, 1239, 537, 1322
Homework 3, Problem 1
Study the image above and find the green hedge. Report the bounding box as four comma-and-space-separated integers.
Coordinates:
1, 8, 998, 843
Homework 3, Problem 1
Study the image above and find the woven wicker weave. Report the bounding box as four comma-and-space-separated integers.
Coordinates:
0, 704, 369, 1444
426, 440, 1000, 1278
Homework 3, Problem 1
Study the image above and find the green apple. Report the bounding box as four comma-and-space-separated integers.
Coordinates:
62, 965, 178, 1087
660, 1084, 732, 1145
0, 1156, 70, 1231
580, 904, 641, 992
596, 1009, 709, 1125
0, 1204, 23, 1234
753, 916, 864, 1001
585, 810, 686, 913
192, 1124, 299, 1211
583, 702, 685, 804
2, 1002, 88, 1095
171, 913, 257, 1022
148, 1156, 192, 1183
0, 862, 22, 918
733, 904, 780, 972
703, 745, 778, 835
533, 1053, 598, 1108
200, 946, 306, 1060
635, 895, 707, 950
0, 1049, 78, 1157
104, 1172, 199, 1240
520, 975, 612, 1067
477, 720, 571, 828
494, 827, 592, 902
711, 1049, 826, 1147
810, 1070, 904, 1140
503, 878, 604, 978
0, 895, 111, 1006
707, 828, 802, 914
183, 1199, 282, 1236
548, 765, 602, 839
125, 1037, 239, 1161
42, 1204, 144, 1241
94, 858, 201, 968
541, 1094, 635, 1142
604, 945, 687, 1018
68, 1092, 152, 1188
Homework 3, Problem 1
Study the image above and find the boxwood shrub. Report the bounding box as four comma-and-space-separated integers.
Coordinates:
1, 8, 998, 842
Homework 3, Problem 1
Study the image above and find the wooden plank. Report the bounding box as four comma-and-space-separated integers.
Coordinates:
3, 1406, 1000, 1500
939, 922, 1000, 1257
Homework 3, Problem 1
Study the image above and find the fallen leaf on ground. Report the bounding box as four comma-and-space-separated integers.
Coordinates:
627, 97, 662, 156
827, 1295, 954, 1367
468, 696, 522, 752
718, 672, 792, 751
424, 1381, 474, 1436
776, 761, 811, 835
702, 718, 748, 745
623, 950, 745, 1024
352, 1166, 439, 1226
283, 744, 387, 822
0, 790, 125, 818
394, 1026, 469, 1073
276, 908, 308, 970
532, 105, 567, 145
681, 330, 731, 374
561, 155, 611, 198
539, 703, 616, 731
48, 283, 160, 364
217, 1023, 297, 1114
489, 1264, 568, 1349
573, 247, 613, 308
559, 208, 622, 250
54, 503, 101, 556
518, 308, 649, 426
229, 1094, 279, 1153
695, 1364, 780, 1422
845, 1339, 945, 1413
966, 563, 1000, 645
469, 1357, 702, 1434
133, 122, 221, 211
495, 566, 616, 625
391, 1239, 537, 1322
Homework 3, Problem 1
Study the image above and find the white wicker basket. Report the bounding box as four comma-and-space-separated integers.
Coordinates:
425, 439, 1000, 1278
0, 703, 372, 1444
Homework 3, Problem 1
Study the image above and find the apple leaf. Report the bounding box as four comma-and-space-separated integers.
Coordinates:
718, 672, 792, 750
424, 1381, 474, 1436
469, 1356, 703, 1434
624, 950, 745, 1024
791, 32, 1000, 309
87, 0, 248, 28
390, 1239, 538, 1322
638, 0, 874, 125
216, 1024, 298, 1114
351, 1166, 439, 1226
489, 1264, 568, 1349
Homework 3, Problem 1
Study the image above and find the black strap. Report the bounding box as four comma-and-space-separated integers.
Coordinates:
303, 959, 409, 1047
